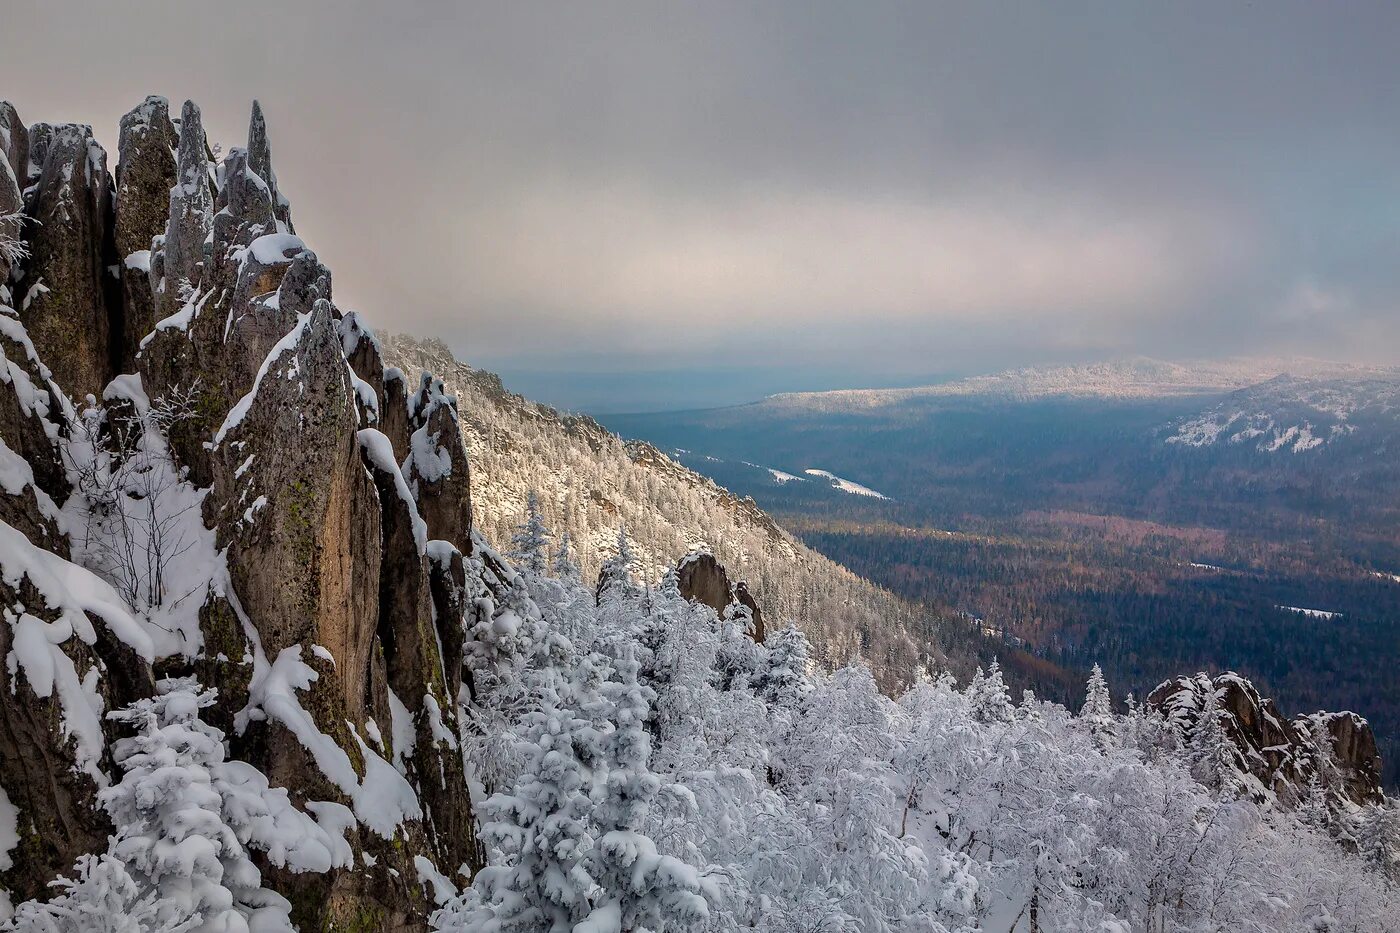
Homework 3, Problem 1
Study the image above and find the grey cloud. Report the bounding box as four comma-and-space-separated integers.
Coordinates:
3, 0, 1398, 410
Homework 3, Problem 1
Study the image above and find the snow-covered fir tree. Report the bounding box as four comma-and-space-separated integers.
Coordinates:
596, 525, 639, 605
508, 489, 551, 576
5, 679, 296, 933
577, 647, 709, 933
1080, 662, 1115, 745
551, 529, 580, 583
435, 681, 600, 932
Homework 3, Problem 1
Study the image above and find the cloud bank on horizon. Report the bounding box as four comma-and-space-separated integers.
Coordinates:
6, 0, 1399, 408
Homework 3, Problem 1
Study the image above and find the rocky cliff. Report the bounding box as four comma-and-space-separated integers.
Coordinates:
0, 97, 522, 929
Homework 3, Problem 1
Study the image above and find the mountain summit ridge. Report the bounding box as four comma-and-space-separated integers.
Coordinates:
758, 355, 1400, 410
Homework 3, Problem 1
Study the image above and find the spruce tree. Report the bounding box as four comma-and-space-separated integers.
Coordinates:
578, 647, 709, 933
101, 678, 294, 933
551, 529, 580, 582
509, 489, 551, 576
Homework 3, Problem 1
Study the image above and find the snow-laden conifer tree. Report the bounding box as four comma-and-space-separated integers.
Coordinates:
966, 660, 1015, 724
435, 659, 603, 933
508, 489, 551, 576
1188, 682, 1237, 794
596, 525, 639, 605
73, 678, 293, 933
551, 530, 580, 583
577, 646, 709, 933
752, 625, 813, 708
4, 855, 190, 933
1079, 662, 1115, 745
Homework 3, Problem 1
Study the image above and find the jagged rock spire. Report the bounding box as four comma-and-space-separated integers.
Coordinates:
0, 104, 24, 292
246, 99, 292, 232
16, 123, 115, 398
114, 96, 178, 370
161, 100, 213, 307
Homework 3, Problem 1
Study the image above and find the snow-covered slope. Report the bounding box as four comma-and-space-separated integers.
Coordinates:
1166, 374, 1400, 453
764, 357, 1399, 412
803, 468, 890, 499
380, 334, 936, 685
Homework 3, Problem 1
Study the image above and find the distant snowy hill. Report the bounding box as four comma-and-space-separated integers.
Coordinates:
1166, 374, 1400, 453
763, 356, 1399, 412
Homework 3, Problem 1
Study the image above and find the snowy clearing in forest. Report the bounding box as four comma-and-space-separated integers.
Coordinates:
803, 468, 889, 499
1276, 605, 1342, 620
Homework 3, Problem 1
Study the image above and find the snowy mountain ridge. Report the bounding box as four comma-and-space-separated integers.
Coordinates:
763, 356, 1400, 411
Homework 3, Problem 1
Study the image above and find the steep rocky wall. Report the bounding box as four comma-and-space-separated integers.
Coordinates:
0, 96, 496, 930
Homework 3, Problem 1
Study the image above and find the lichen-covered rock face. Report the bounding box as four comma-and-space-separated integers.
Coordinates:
0, 309, 68, 507
1148, 671, 1384, 807
359, 432, 478, 876
381, 367, 412, 462
114, 96, 178, 371
0, 102, 27, 189
0, 346, 155, 904
0, 96, 511, 930
15, 124, 115, 400
0, 578, 111, 904
159, 101, 212, 315
213, 302, 381, 724
246, 100, 293, 234
0, 103, 27, 291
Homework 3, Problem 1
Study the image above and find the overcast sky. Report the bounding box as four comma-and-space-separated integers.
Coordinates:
5, 2, 1399, 410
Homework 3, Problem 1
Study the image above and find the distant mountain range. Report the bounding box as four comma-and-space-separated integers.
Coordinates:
761, 356, 1400, 409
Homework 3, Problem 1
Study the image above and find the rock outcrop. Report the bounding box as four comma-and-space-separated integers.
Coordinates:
0, 103, 26, 187
14, 123, 116, 399
1148, 671, 1384, 808
0, 96, 496, 929
404, 374, 472, 553
112, 97, 177, 372
677, 549, 766, 641
0, 103, 27, 291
